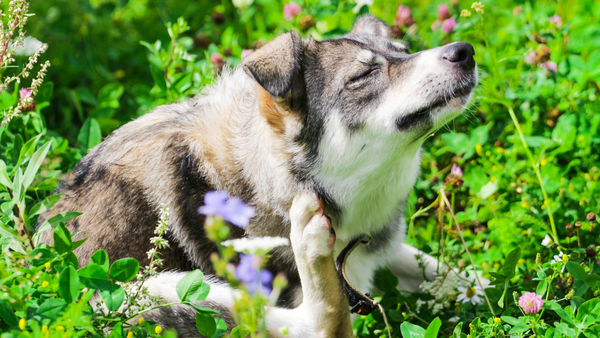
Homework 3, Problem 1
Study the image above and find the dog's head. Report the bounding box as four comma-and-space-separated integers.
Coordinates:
243, 15, 477, 144
243, 15, 477, 229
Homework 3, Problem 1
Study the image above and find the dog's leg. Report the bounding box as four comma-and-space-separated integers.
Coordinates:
269, 193, 353, 338
142, 194, 353, 338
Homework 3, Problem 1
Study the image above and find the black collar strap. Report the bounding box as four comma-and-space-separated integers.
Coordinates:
335, 233, 379, 315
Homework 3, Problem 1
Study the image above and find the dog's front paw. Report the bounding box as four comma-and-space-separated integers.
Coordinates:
289, 193, 336, 261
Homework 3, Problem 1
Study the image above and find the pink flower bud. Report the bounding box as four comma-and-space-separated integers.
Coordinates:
431, 20, 441, 31
441, 18, 456, 34
438, 4, 450, 20
451, 164, 463, 177
549, 15, 562, 27
210, 53, 224, 66
241, 49, 253, 60
518, 292, 544, 314
395, 5, 416, 26
524, 51, 536, 64
19, 88, 32, 101
541, 61, 557, 72
283, 2, 301, 20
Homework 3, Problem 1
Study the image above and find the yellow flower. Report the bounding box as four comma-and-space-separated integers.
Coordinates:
540, 158, 547, 166
491, 176, 496, 183
155, 326, 163, 334
139, 317, 145, 325
42, 281, 49, 287
56, 326, 65, 331
518, 259, 525, 265
461, 9, 472, 17
115, 70, 126, 79
494, 317, 501, 324
485, 150, 492, 157
127, 331, 133, 338
41, 325, 48, 332
562, 254, 568, 263
496, 148, 505, 154
19, 318, 26, 330
45, 262, 51, 269
521, 202, 529, 209
471, 2, 485, 13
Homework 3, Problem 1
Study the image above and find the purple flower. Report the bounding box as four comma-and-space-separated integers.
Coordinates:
549, 15, 562, 27
451, 164, 463, 177
19, 88, 32, 101
395, 6, 415, 26
541, 61, 557, 72
518, 292, 544, 314
235, 253, 273, 295
438, 4, 450, 20
198, 191, 256, 227
441, 18, 456, 34
241, 49, 253, 60
283, 2, 301, 20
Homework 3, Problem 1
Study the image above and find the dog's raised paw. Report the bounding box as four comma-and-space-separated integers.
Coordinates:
290, 193, 335, 260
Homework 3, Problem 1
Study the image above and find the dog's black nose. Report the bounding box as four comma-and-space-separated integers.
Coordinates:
442, 42, 475, 70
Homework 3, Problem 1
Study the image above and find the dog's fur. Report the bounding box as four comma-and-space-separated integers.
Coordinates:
40, 16, 478, 337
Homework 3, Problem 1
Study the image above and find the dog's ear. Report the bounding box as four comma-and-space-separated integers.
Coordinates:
350, 15, 390, 37
243, 32, 303, 97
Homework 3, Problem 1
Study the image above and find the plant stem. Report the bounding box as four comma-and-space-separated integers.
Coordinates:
506, 105, 559, 245
440, 189, 495, 316
124, 302, 182, 322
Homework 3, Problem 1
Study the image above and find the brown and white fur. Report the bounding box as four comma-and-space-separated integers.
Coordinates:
39, 16, 478, 337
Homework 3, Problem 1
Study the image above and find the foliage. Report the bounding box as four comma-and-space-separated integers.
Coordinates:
1, 0, 600, 337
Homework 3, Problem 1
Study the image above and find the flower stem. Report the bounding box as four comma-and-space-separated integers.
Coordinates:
440, 189, 495, 316
506, 105, 559, 245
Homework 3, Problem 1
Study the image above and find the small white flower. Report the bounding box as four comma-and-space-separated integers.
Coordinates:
222, 236, 289, 254
551, 251, 567, 272
448, 316, 461, 323
457, 285, 484, 305
232, 0, 253, 9
541, 234, 553, 247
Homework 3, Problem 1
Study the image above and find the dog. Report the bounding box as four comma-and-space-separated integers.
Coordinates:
39, 15, 477, 337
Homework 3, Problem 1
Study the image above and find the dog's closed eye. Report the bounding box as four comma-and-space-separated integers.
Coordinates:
348, 67, 380, 84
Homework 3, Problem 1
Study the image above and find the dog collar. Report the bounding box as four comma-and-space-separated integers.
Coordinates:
335, 233, 379, 316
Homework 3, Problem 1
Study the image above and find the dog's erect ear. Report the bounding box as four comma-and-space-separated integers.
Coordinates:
243, 32, 303, 97
350, 15, 390, 37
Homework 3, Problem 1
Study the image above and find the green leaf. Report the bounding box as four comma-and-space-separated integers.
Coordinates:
27, 248, 56, 266
585, 274, 600, 288
16, 134, 42, 168
0, 160, 12, 189
500, 316, 521, 326
478, 181, 498, 199
37, 299, 67, 318
536, 279, 548, 297
53, 222, 73, 254
91, 250, 110, 271
150, 65, 167, 92
59, 266, 80, 303
108, 322, 123, 338
424, 317, 441, 338
22, 141, 52, 190
196, 313, 216, 338
503, 247, 521, 279
0, 299, 18, 327
109, 258, 139, 282
566, 262, 587, 281
34, 211, 82, 244
229, 327, 250, 338
189, 304, 223, 316
400, 321, 425, 338
78, 263, 110, 289
28, 194, 63, 218
451, 322, 463, 338
210, 317, 227, 338
177, 270, 210, 302
78, 117, 102, 150
100, 281, 125, 312
577, 298, 599, 321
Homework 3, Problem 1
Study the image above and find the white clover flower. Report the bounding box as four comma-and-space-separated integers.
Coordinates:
551, 251, 567, 272
222, 236, 289, 254
541, 234, 553, 247
457, 285, 484, 305
448, 316, 461, 323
